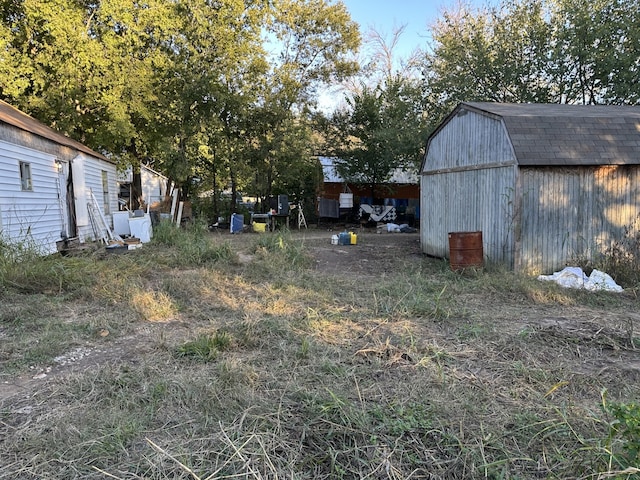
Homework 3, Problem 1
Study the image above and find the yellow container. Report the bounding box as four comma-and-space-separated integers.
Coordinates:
253, 222, 266, 233
350, 232, 357, 245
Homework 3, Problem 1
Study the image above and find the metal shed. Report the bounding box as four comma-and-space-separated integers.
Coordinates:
420, 102, 640, 274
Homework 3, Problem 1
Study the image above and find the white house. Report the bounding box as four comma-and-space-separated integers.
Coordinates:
118, 163, 171, 210
0, 99, 118, 254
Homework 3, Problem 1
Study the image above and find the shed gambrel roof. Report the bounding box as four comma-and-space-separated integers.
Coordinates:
0, 99, 110, 162
457, 102, 640, 166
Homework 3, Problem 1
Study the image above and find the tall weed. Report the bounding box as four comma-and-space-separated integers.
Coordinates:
0, 238, 96, 294
149, 221, 235, 266
591, 215, 640, 288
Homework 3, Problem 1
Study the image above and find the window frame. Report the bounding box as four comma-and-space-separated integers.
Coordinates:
101, 170, 110, 215
19, 161, 33, 191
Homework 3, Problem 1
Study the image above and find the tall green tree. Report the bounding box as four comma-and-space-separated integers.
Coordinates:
150, 0, 268, 194
420, 0, 640, 130
422, 0, 553, 127
328, 75, 426, 200
550, 0, 640, 104
0, 0, 178, 161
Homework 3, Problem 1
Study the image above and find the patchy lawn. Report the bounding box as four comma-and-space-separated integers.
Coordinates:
1, 226, 639, 479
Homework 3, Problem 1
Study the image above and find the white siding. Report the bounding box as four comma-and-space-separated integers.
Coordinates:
0, 139, 63, 254
76, 153, 118, 242
141, 165, 168, 206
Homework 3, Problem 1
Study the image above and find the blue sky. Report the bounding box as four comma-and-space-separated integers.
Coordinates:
316, 0, 491, 112
341, 0, 492, 60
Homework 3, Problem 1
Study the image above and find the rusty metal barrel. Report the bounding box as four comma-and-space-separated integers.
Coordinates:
448, 231, 483, 271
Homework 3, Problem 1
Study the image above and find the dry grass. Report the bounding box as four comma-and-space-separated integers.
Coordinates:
1, 229, 639, 479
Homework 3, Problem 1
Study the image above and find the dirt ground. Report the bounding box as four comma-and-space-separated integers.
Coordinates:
0, 229, 422, 401
2, 227, 638, 402
302, 229, 423, 275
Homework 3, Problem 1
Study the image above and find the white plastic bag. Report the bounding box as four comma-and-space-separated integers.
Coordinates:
537, 267, 622, 292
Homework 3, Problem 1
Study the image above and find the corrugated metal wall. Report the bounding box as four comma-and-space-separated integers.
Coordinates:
421, 110, 518, 268
517, 165, 640, 274
422, 166, 517, 268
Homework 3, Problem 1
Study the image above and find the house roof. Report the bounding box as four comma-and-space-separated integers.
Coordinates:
456, 102, 640, 166
0, 99, 110, 162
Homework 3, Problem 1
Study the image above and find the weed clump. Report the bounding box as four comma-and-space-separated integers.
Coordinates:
150, 221, 235, 266
594, 217, 640, 288
251, 231, 312, 271
0, 237, 97, 294
174, 331, 232, 362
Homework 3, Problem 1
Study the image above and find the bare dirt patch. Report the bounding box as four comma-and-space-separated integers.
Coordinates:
307, 230, 422, 275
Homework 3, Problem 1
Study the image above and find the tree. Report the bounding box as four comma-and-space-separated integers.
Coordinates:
321, 24, 426, 202
550, 0, 640, 104
421, 0, 554, 128
0, 0, 179, 162
0, 0, 361, 220
419, 0, 640, 130
328, 75, 426, 201
149, 0, 268, 197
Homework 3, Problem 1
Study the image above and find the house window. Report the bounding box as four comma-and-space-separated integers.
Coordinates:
19, 162, 32, 191
101, 170, 110, 215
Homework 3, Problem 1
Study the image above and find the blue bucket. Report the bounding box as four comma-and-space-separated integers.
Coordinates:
230, 213, 244, 234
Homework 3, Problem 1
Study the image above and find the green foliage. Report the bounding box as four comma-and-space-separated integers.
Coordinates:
605, 401, 640, 468
329, 75, 426, 197
422, 0, 554, 128
0, 0, 361, 203
551, 0, 640, 105
421, 0, 640, 131
368, 402, 432, 437
174, 331, 232, 362
150, 221, 235, 266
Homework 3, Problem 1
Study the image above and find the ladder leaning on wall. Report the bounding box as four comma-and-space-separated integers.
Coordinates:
87, 189, 120, 244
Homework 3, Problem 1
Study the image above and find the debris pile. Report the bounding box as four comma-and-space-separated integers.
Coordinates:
537, 266, 623, 292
